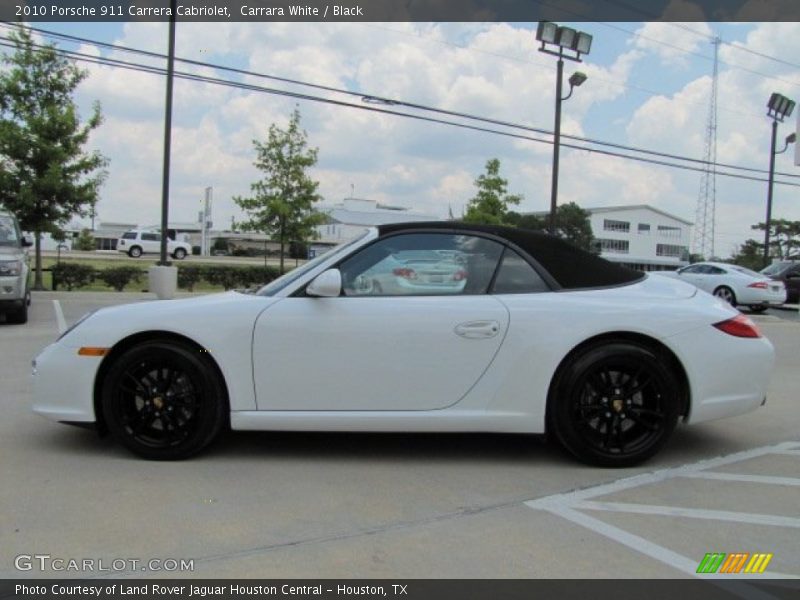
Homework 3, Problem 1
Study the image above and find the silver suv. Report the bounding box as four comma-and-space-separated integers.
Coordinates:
0, 211, 32, 324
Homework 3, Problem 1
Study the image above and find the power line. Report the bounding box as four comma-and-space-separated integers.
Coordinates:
2, 30, 799, 190
5, 22, 799, 183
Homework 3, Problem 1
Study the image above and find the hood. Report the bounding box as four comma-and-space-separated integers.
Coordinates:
0, 246, 24, 259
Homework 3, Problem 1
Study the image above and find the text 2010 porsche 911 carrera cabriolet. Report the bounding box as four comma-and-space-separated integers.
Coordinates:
32, 222, 774, 467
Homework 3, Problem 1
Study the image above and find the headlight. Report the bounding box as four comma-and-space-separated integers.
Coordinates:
57, 309, 98, 341
0, 260, 22, 276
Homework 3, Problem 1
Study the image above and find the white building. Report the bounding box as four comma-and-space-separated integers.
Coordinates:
315, 197, 437, 244
588, 205, 692, 271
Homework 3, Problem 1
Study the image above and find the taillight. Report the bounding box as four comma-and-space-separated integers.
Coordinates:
747, 281, 768, 289
713, 314, 762, 338
452, 269, 467, 281
392, 267, 417, 280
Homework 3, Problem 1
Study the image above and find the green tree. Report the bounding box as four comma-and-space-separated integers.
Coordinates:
233, 108, 323, 273
730, 239, 767, 271
73, 228, 95, 251
751, 219, 800, 262
0, 27, 107, 289
506, 202, 595, 252
462, 158, 522, 225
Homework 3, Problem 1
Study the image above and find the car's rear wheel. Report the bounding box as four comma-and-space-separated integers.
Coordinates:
173, 248, 187, 260
713, 286, 736, 306
748, 305, 767, 313
128, 246, 143, 258
101, 340, 227, 460
550, 342, 680, 468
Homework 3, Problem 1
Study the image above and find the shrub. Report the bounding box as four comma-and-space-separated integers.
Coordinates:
52, 262, 95, 291
177, 265, 203, 291
238, 265, 280, 289
96, 266, 143, 292
203, 265, 243, 290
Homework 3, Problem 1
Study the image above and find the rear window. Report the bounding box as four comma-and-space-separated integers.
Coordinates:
121, 232, 137, 240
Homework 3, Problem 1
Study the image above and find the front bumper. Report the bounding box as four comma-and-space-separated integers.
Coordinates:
32, 342, 101, 424
0, 274, 25, 304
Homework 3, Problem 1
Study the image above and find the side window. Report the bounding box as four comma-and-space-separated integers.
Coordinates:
708, 266, 726, 275
122, 232, 137, 240
338, 233, 503, 297
492, 249, 549, 294
141, 233, 160, 242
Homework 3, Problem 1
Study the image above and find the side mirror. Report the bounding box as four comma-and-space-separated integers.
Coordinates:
21, 235, 33, 247
306, 268, 342, 297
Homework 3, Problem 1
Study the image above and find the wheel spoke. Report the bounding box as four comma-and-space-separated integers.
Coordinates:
628, 413, 660, 432
625, 377, 653, 399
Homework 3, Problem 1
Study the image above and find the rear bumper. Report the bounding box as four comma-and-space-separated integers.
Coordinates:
667, 327, 775, 424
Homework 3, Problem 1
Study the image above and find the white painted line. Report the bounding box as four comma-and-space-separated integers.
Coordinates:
579, 501, 800, 529
525, 441, 799, 510
772, 450, 800, 457
681, 471, 800, 487
551, 505, 699, 575
52, 300, 67, 334
547, 506, 796, 581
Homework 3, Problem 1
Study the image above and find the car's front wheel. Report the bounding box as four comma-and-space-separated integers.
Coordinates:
172, 248, 187, 260
101, 340, 227, 460
6, 299, 28, 324
748, 305, 767, 313
550, 342, 680, 468
128, 246, 143, 258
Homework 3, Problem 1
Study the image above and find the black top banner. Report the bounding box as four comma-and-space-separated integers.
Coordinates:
2, 0, 799, 23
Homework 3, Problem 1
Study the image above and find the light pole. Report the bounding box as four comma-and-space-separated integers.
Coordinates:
764, 92, 796, 268
536, 22, 592, 235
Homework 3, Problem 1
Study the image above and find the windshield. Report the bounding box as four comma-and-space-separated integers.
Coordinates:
256, 230, 370, 297
0, 215, 20, 247
761, 262, 790, 275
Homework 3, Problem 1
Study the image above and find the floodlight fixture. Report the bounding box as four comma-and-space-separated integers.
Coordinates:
767, 92, 795, 121
568, 71, 587, 88
536, 21, 592, 62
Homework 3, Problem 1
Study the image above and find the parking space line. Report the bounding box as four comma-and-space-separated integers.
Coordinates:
680, 472, 800, 487
53, 300, 67, 334
524, 441, 800, 580
578, 501, 800, 529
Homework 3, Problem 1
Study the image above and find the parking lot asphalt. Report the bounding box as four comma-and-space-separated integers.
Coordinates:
1, 291, 798, 579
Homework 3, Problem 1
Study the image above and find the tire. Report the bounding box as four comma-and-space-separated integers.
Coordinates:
101, 340, 227, 460
6, 299, 28, 324
713, 286, 736, 306
747, 305, 767, 313
549, 342, 680, 468
128, 246, 143, 258
173, 248, 187, 260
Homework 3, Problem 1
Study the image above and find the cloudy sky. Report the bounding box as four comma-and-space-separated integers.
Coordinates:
5, 19, 800, 257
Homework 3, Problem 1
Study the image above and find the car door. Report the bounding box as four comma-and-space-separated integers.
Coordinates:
140, 232, 160, 253
252, 232, 510, 411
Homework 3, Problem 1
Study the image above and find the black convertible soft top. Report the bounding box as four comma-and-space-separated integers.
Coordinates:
377, 221, 644, 290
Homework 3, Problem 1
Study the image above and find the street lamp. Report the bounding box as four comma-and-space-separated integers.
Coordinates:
764, 92, 796, 267
536, 22, 593, 235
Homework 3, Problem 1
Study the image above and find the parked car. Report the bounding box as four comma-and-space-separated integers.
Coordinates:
33, 222, 775, 467
761, 261, 800, 304
117, 230, 191, 260
0, 210, 32, 324
659, 261, 786, 312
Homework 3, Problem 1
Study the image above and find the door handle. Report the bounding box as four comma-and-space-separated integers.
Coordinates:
454, 320, 500, 339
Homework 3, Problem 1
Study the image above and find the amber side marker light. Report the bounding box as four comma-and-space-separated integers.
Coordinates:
77, 347, 110, 357
713, 315, 762, 338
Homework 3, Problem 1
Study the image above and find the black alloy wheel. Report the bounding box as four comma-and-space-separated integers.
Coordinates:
101, 341, 227, 460
551, 342, 680, 468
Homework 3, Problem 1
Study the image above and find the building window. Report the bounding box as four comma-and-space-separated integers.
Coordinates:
603, 219, 630, 233
598, 238, 630, 254
656, 244, 687, 257
638, 223, 650, 234
657, 225, 681, 238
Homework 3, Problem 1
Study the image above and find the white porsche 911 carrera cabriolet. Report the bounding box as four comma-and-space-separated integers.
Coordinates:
32, 222, 774, 467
